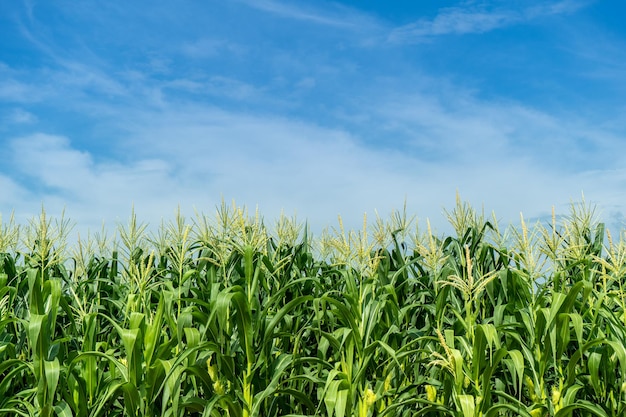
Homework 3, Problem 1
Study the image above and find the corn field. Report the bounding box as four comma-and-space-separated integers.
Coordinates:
1, 198, 626, 416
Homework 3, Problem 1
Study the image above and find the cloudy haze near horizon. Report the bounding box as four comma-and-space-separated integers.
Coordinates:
1, 0, 626, 239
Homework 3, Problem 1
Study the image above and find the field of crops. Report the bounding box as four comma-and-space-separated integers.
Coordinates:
1, 198, 626, 416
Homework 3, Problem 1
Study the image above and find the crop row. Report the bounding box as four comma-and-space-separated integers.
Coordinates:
1, 199, 625, 416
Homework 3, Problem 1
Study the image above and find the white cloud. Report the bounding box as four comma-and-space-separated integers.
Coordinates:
0, 175, 29, 206
0, 78, 44, 102
296, 77, 316, 90
388, 8, 513, 44
237, 0, 382, 35
388, 1, 587, 43
239, 0, 355, 27
3, 108, 37, 124
2, 88, 624, 243
76, 88, 626, 235
0, 112, 425, 238
10, 134, 95, 192
181, 38, 244, 59
52, 61, 127, 97
3, 134, 185, 233
525, 0, 589, 18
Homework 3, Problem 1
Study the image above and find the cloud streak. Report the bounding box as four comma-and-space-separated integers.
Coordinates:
238, 0, 363, 28
388, 0, 588, 43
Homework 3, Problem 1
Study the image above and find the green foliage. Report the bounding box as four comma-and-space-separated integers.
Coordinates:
1, 199, 626, 416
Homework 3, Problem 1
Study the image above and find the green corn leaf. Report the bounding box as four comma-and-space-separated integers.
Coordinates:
554, 400, 610, 417
53, 400, 72, 417
43, 358, 61, 412
458, 394, 475, 417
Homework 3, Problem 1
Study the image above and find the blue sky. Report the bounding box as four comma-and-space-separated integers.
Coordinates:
1, 0, 626, 237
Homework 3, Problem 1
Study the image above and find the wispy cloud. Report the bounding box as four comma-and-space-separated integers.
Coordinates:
525, 0, 589, 18
237, 0, 382, 34
2, 108, 37, 124
180, 38, 245, 60
392, 9, 515, 41
12, 14, 130, 100
52, 61, 128, 97
0, 79, 43, 102
238, 0, 355, 27
0, 62, 46, 102
165, 76, 263, 101
388, 1, 588, 43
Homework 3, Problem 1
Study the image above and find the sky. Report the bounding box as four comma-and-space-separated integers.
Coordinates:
1, 0, 626, 240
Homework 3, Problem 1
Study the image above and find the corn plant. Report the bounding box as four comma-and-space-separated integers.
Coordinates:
2, 199, 626, 416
